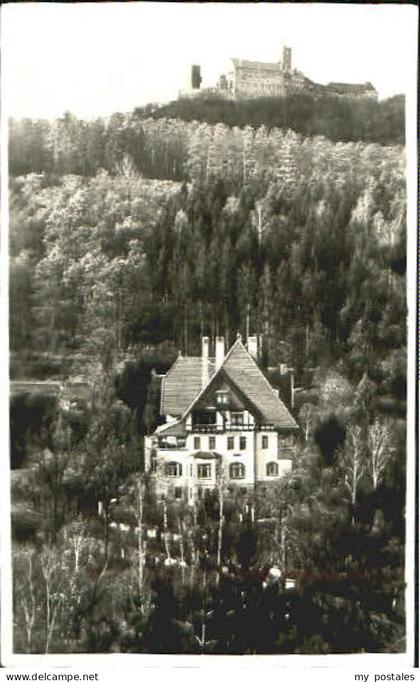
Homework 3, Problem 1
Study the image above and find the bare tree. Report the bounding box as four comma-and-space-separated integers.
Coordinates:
178, 517, 186, 585
162, 497, 172, 562
367, 420, 391, 490
132, 475, 151, 615
14, 547, 37, 653
298, 403, 315, 443
216, 461, 226, 572
119, 474, 151, 616
40, 549, 65, 654
64, 517, 90, 574
189, 499, 200, 588
342, 425, 365, 522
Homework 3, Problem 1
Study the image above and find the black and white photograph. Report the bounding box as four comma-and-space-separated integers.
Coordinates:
1, 0, 418, 671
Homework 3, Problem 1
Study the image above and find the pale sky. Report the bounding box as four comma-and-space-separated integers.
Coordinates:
2, 2, 418, 120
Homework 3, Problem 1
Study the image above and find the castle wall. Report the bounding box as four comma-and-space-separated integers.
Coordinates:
180, 48, 377, 103
233, 62, 287, 99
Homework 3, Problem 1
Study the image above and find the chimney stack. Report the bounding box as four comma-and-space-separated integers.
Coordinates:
215, 336, 225, 371
202, 336, 210, 387
247, 335, 259, 360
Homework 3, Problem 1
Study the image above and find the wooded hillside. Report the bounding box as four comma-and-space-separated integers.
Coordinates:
9, 106, 408, 655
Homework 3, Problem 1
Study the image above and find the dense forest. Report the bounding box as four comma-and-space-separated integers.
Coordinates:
137, 93, 406, 146
9, 96, 408, 654
9, 93, 405, 179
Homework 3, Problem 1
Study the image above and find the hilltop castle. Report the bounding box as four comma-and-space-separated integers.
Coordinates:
180, 46, 377, 101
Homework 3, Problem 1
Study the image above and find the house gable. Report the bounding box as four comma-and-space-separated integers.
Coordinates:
179, 338, 298, 430
221, 340, 298, 429
192, 369, 265, 422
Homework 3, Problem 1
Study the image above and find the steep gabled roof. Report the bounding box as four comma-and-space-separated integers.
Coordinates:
160, 355, 215, 416
221, 340, 298, 429
179, 339, 298, 430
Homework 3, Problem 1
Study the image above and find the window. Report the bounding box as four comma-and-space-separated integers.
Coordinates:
227, 436, 234, 450
194, 436, 201, 450
231, 412, 244, 427
165, 462, 182, 477
197, 463, 211, 479
239, 436, 247, 450
174, 487, 183, 500
209, 436, 216, 450
262, 435, 268, 449
216, 390, 229, 406
229, 462, 245, 480
280, 435, 295, 448
266, 462, 279, 477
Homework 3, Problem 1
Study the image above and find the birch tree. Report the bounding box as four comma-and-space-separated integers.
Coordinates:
40, 549, 65, 654
298, 403, 315, 443
342, 425, 365, 523
14, 547, 37, 653
216, 461, 226, 572
367, 420, 392, 490
129, 474, 152, 616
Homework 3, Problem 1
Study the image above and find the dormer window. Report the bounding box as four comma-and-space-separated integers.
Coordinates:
216, 390, 229, 406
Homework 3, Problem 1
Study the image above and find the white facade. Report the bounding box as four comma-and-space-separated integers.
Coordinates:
145, 420, 296, 501
145, 336, 298, 501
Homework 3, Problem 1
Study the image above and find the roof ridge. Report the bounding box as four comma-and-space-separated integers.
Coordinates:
230, 344, 298, 423
179, 338, 245, 420
223, 342, 298, 429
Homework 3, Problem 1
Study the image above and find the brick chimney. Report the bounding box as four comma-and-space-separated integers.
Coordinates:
202, 336, 210, 387
278, 363, 295, 408
247, 335, 259, 360
215, 336, 225, 371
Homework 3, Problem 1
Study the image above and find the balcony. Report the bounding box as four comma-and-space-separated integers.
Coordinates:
188, 423, 222, 434
188, 423, 259, 433
187, 423, 276, 433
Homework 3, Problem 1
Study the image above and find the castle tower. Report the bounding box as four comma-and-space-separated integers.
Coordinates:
282, 46, 292, 72
191, 65, 202, 90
